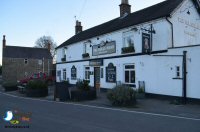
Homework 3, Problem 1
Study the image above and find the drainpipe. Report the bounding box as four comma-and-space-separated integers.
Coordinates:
182, 51, 187, 104
166, 17, 174, 48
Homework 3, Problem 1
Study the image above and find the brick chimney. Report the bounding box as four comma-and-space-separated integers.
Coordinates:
2, 35, 6, 48
75, 20, 82, 35
47, 43, 51, 51
119, 0, 131, 17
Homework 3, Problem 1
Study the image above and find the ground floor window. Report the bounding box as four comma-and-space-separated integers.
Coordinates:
124, 64, 135, 84
63, 69, 66, 80
85, 67, 90, 80
176, 66, 180, 78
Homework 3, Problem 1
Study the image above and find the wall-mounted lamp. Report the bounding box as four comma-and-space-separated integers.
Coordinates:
141, 26, 156, 34
64, 46, 68, 49
131, 27, 138, 32
187, 10, 190, 15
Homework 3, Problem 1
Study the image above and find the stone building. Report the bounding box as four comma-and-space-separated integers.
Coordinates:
2, 35, 53, 83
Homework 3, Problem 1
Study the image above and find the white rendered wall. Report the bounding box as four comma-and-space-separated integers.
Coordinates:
171, 0, 200, 47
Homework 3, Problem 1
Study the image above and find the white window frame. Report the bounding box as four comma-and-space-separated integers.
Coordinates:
62, 48, 67, 58
83, 43, 90, 54
84, 66, 90, 80
124, 64, 135, 84
122, 31, 134, 48
38, 59, 42, 65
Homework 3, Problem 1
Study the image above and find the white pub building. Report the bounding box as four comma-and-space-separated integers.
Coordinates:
56, 0, 200, 101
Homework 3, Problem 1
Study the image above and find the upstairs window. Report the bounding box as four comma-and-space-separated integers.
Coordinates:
123, 31, 134, 48
83, 43, 90, 54
24, 59, 28, 65
62, 48, 67, 58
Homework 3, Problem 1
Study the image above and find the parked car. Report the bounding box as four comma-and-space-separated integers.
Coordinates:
18, 72, 55, 94
19, 72, 55, 85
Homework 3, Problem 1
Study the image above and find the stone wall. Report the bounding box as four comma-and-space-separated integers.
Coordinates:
2, 58, 53, 83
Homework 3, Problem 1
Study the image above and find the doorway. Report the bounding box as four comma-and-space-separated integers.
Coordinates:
94, 67, 100, 89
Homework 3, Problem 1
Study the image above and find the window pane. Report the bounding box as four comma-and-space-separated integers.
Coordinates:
85, 67, 90, 70
125, 71, 129, 83
125, 65, 135, 69
130, 71, 135, 83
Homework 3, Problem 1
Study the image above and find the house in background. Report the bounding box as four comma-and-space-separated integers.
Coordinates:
56, 0, 200, 101
2, 35, 53, 83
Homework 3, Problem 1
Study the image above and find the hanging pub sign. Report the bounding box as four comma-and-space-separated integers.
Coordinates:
71, 65, 77, 80
106, 63, 116, 83
92, 41, 116, 56
142, 33, 151, 54
89, 59, 103, 66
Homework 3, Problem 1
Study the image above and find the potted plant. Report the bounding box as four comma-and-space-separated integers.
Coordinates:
121, 46, 135, 54
82, 53, 90, 58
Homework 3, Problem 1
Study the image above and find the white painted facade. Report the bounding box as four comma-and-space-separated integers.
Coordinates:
56, 0, 200, 99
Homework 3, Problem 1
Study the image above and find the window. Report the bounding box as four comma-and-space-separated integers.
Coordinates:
176, 66, 180, 78
24, 59, 28, 64
38, 60, 42, 65
85, 67, 90, 80
63, 69, 66, 81
123, 32, 134, 47
62, 48, 67, 58
124, 64, 135, 84
83, 43, 90, 54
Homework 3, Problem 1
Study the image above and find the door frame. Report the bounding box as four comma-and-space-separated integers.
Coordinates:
94, 67, 101, 89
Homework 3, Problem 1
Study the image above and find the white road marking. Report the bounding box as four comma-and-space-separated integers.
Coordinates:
0, 91, 200, 121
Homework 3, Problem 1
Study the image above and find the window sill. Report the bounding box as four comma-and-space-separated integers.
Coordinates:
124, 83, 136, 88
172, 77, 182, 80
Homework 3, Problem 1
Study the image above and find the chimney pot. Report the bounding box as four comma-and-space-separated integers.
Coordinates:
75, 20, 83, 34
119, 0, 131, 17
2, 35, 6, 48
47, 43, 51, 51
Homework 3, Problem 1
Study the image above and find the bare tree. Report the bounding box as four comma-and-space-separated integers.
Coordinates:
35, 36, 57, 59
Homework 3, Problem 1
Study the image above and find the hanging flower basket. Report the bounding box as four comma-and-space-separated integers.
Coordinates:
82, 53, 90, 58
121, 46, 135, 54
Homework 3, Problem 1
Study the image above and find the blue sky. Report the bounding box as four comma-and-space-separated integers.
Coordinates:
0, 0, 165, 65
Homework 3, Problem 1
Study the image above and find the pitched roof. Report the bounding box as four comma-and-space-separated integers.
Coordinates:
3, 46, 52, 59
57, 0, 184, 49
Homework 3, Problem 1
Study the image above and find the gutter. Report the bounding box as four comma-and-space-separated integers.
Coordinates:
166, 17, 174, 48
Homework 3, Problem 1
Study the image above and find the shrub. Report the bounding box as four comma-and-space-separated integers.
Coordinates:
76, 80, 90, 91
3, 81, 18, 91
137, 87, 145, 93
26, 80, 48, 90
121, 46, 135, 54
107, 85, 136, 106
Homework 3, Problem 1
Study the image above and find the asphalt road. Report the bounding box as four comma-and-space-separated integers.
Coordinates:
0, 92, 200, 132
